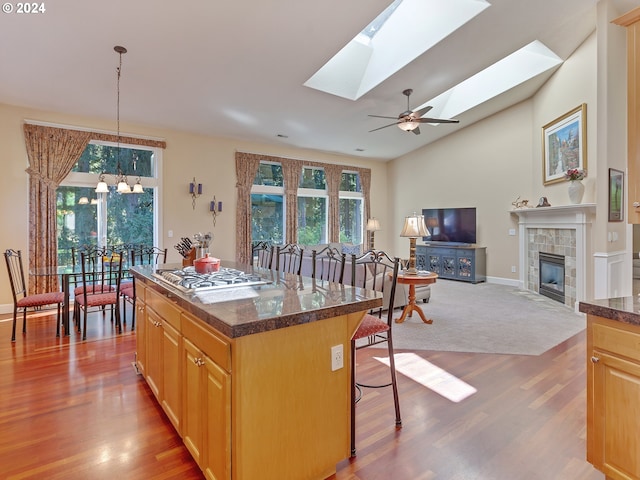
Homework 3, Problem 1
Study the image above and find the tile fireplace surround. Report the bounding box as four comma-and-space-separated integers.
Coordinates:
512, 204, 596, 310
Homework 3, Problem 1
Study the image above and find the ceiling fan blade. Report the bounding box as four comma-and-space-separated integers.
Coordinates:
417, 117, 460, 124
369, 121, 401, 133
413, 105, 433, 118
368, 114, 401, 120
412, 126, 421, 135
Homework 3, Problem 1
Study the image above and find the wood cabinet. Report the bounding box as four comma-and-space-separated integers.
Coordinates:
613, 7, 640, 222
134, 282, 147, 376
587, 314, 640, 479
416, 245, 486, 283
182, 313, 231, 480
133, 271, 367, 480
144, 287, 182, 433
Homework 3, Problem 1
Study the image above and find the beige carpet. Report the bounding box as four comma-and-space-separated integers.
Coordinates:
385, 279, 586, 355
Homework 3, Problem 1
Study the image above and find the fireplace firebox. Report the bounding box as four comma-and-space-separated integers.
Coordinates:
539, 252, 565, 304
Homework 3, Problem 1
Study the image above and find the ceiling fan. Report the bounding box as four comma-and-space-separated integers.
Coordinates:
369, 89, 459, 135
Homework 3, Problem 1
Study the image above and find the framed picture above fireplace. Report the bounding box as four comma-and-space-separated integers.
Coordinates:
542, 104, 587, 185
608, 168, 624, 222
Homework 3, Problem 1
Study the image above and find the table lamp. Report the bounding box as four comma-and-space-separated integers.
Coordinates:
400, 213, 429, 274
366, 218, 381, 250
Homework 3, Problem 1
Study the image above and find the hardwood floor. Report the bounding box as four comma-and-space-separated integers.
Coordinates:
0, 307, 603, 480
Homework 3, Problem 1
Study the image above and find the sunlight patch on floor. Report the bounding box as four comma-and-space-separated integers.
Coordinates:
375, 352, 476, 402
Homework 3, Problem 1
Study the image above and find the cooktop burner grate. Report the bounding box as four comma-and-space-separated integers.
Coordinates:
153, 267, 267, 293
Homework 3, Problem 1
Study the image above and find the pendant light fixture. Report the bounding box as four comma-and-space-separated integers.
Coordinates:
95, 45, 142, 194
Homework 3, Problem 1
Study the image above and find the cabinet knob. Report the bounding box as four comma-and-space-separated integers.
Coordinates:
194, 357, 204, 367
591, 356, 600, 363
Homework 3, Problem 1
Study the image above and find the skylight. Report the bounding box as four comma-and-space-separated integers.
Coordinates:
413, 40, 563, 121
304, 0, 491, 100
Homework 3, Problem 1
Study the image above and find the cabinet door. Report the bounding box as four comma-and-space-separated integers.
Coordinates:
591, 350, 640, 479
442, 255, 456, 277
203, 355, 231, 480
135, 301, 147, 377
428, 253, 441, 274
183, 338, 205, 467
145, 308, 164, 400
456, 252, 474, 279
162, 320, 182, 433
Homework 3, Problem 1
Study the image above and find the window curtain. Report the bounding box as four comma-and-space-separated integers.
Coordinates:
235, 152, 261, 264
281, 159, 302, 244
23, 124, 92, 294
360, 168, 371, 229
323, 164, 343, 243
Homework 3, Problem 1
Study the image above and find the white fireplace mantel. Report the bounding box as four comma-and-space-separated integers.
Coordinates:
511, 204, 596, 310
511, 203, 596, 224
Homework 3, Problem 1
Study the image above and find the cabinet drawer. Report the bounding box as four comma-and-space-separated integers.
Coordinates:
593, 322, 640, 362
146, 288, 181, 330
182, 312, 231, 372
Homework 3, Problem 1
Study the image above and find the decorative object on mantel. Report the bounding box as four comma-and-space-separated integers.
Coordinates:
210, 196, 223, 226
536, 196, 551, 208
608, 168, 624, 222
564, 168, 586, 204
542, 103, 587, 185
189, 177, 202, 209
511, 196, 532, 209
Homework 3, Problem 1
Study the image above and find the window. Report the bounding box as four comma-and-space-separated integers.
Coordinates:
251, 162, 284, 243
297, 167, 327, 245
339, 171, 363, 244
240, 153, 370, 263
57, 141, 161, 264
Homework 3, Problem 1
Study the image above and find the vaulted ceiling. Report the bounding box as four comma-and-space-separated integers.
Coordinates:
0, 0, 637, 160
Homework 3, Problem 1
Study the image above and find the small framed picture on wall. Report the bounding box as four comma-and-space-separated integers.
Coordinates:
608, 168, 624, 222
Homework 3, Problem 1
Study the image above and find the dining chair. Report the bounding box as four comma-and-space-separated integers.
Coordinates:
72, 246, 113, 326
121, 245, 168, 328
311, 246, 346, 283
274, 243, 304, 275
348, 250, 401, 457
75, 249, 124, 340
251, 241, 273, 269
4, 249, 64, 342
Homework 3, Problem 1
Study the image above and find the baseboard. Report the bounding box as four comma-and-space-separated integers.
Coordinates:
486, 276, 520, 287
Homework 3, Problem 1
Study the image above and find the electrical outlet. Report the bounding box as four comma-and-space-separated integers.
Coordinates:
168, 230, 174, 238
511, 265, 516, 273
331, 344, 343, 371
508, 229, 516, 236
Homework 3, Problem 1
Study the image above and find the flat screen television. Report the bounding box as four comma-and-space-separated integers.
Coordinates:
421, 207, 477, 245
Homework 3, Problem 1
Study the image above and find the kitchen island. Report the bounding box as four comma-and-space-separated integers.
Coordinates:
131, 262, 382, 480
579, 298, 640, 480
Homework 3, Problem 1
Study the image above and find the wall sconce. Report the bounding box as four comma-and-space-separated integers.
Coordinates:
189, 177, 202, 209
78, 196, 89, 205
210, 196, 222, 226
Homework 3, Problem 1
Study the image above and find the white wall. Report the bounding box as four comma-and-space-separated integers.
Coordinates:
388, 101, 533, 281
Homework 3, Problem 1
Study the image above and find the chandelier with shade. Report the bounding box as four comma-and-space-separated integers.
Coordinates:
95, 46, 143, 195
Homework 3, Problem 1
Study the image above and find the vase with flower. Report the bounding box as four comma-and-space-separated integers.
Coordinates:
564, 168, 586, 204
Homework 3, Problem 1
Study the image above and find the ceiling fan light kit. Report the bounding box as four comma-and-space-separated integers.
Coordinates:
369, 88, 459, 135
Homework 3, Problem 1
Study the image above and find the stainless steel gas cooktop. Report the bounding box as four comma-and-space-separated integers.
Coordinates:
153, 267, 267, 293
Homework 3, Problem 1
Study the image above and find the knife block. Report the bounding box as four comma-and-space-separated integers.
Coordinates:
182, 248, 196, 267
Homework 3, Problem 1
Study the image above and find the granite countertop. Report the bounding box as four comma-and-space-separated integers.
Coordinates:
131, 262, 382, 338
579, 297, 640, 327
